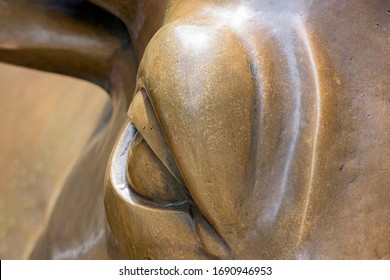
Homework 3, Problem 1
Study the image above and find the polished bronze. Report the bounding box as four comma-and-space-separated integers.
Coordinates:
0, 0, 389, 259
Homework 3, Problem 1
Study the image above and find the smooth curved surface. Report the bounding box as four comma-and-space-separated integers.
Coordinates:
0, 0, 389, 259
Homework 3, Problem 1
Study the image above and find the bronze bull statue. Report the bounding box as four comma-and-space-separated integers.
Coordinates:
0, 0, 389, 259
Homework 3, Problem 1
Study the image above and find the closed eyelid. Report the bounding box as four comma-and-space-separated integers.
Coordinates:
107, 120, 190, 210
105, 120, 230, 259
127, 131, 188, 203
128, 88, 185, 185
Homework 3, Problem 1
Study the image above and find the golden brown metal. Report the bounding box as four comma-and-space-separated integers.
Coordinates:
0, 63, 109, 259
0, 0, 389, 259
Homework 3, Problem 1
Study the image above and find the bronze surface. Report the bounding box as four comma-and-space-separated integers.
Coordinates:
0, 63, 108, 259
0, 0, 389, 259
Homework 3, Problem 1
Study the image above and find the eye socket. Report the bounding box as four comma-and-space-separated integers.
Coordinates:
126, 88, 188, 203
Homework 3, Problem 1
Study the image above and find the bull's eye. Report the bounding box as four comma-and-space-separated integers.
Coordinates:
126, 89, 188, 203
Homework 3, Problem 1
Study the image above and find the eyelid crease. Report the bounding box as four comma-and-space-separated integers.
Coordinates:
128, 89, 186, 186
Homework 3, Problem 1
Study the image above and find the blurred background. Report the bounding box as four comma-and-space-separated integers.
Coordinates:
0, 62, 109, 259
